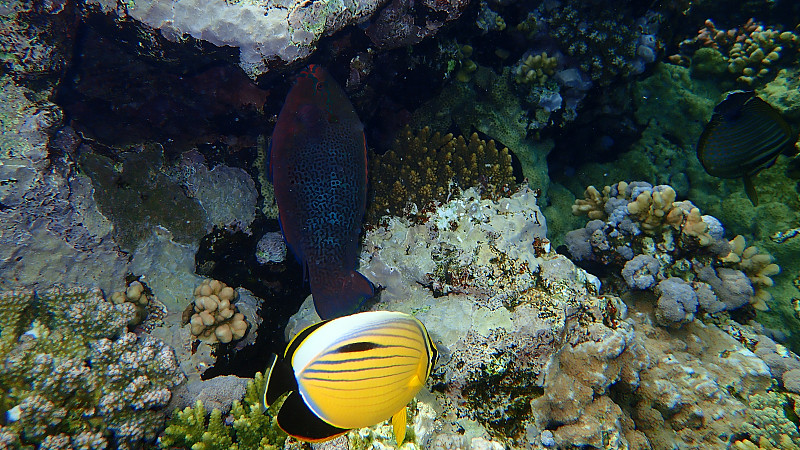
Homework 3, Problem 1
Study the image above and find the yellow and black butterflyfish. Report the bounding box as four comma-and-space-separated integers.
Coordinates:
262, 310, 438, 444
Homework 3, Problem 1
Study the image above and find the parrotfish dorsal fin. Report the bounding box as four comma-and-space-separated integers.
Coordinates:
277, 391, 349, 442
262, 354, 297, 409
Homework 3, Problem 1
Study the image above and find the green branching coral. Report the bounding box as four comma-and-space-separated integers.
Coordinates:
160, 372, 288, 449
367, 126, 516, 223
0, 287, 185, 449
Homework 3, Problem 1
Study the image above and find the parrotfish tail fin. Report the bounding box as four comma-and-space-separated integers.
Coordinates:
743, 176, 759, 206
312, 270, 375, 320
277, 390, 349, 443
262, 353, 297, 412
392, 407, 407, 445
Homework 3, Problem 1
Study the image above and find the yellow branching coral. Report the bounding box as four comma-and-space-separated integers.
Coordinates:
727, 24, 799, 85
514, 51, 558, 85
721, 235, 780, 310
572, 185, 609, 219
367, 126, 516, 223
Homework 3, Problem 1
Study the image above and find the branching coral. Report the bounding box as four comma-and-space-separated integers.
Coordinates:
185, 279, 249, 344
567, 181, 776, 325
675, 18, 799, 85
720, 235, 781, 310
514, 51, 558, 85
0, 287, 185, 449
367, 126, 516, 223
160, 372, 287, 449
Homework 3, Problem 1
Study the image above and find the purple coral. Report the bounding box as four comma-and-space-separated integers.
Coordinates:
621, 255, 660, 290
654, 278, 698, 327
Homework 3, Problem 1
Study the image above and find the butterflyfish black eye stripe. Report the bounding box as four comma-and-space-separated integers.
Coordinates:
261, 310, 438, 443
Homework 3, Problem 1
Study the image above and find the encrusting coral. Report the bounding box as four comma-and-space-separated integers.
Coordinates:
0, 287, 185, 449
185, 279, 248, 344
367, 126, 516, 223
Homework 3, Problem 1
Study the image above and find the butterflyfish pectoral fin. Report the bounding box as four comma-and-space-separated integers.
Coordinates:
743, 176, 759, 206
392, 407, 407, 446
277, 391, 349, 443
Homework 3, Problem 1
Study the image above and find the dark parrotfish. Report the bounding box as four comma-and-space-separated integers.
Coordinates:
269, 64, 374, 320
696, 90, 797, 205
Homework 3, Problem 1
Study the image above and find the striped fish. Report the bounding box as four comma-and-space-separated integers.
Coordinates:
263, 311, 438, 443
697, 90, 797, 205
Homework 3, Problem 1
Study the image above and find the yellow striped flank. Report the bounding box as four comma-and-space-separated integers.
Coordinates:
290, 311, 435, 430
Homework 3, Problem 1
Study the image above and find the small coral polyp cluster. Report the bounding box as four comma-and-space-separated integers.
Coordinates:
367, 126, 516, 223
567, 181, 780, 327
186, 279, 248, 344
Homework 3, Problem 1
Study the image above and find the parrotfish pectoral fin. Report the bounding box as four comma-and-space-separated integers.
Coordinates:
277, 391, 349, 443
312, 270, 374, 320
263, 354, 298, 409
743, 176, 759, 206
392, 407, 407, 445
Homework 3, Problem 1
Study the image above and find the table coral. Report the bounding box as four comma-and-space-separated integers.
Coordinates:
367, 126, 516, 224
186, 279, 249, 344
0, 287, 185, 449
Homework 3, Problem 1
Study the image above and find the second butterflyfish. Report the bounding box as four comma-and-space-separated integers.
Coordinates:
262, 310, 438, 444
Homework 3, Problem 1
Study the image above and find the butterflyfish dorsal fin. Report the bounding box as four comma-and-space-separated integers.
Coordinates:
276, 391, 349, 442
392, 407, 407, 445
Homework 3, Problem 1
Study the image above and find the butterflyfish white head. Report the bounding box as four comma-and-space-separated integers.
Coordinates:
262, 310, 438, 443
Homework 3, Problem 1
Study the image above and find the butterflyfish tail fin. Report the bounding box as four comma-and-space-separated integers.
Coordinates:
392, 407, 407, 445
263, 354, 297, 410
277, 391, 349, 442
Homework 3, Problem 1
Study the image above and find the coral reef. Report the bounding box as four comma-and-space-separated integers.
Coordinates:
109, 279, 152, 327
186, 279, 249, 344
365, 0, 469, 50
160, 372, 287, 449
0, 288, 185, 449
280, 185, 800, 449
172, 152, 259, 233
367, 126, 516, 223
537, 3, 661, 85
88, 0, 387, 78
79, 145, 210, 252
676, 18, 799, 85
513, 51, 558, 86
0, 76, 129, 293
566, 181, 780, 324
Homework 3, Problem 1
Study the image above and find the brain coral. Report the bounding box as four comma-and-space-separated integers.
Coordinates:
367, 126, 516, 224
